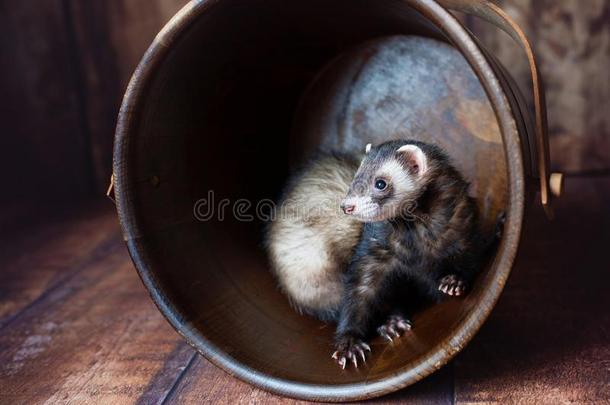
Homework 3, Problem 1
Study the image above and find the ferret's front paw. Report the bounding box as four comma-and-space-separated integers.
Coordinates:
377, 314, 412, 342
332, 336, 371, 370
438, 274, 467, 296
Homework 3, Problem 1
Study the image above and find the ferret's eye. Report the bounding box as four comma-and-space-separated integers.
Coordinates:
374, 179, 387, 190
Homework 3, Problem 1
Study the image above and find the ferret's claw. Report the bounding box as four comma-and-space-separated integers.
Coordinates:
378, 314, 412, 343
333, 338, 372, 370
397, 320, 412, 331
439, 275, 467, 297
357, 348, 366, 363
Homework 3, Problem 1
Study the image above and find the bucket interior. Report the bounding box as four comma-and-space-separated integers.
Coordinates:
122, 0, 508, 393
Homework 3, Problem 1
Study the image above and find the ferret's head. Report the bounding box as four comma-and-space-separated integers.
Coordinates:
340, 140, 431, 222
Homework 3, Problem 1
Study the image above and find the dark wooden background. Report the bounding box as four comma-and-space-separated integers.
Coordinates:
0, 0, 189, 212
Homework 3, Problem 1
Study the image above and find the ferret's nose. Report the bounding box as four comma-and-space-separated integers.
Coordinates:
341, 203, 355, 215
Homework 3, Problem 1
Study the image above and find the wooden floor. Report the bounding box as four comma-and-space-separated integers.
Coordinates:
1, 177, 609, 404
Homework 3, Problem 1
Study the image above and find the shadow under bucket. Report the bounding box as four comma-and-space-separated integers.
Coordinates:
112, 0, 563, 401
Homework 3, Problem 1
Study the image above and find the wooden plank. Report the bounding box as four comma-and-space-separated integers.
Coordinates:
0, 0, 95, 203
67, 0, 189, 191
454, 177, 610, 403
0, 202, 118, 327
163, 355, 453, 404
136, 342, 196, 405
0, 217, 192, 404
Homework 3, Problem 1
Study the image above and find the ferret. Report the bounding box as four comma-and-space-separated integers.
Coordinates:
266, 140, 495, 370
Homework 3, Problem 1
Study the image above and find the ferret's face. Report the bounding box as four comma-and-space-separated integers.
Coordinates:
341, 142, 428, 222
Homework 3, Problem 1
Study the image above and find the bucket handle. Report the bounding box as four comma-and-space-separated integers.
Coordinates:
439, 0, 563, 218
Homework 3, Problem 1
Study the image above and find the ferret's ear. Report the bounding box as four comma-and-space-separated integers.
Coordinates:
396, 144, 428, 177
365, 143, 372, 154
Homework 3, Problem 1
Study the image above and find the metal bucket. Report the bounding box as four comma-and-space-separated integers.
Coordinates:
112, 0, 562, 401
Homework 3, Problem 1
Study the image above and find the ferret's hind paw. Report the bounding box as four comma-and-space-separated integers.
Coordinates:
438, 274, 467, 296
332, 337, 371, 370
377, 314, 412, 342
